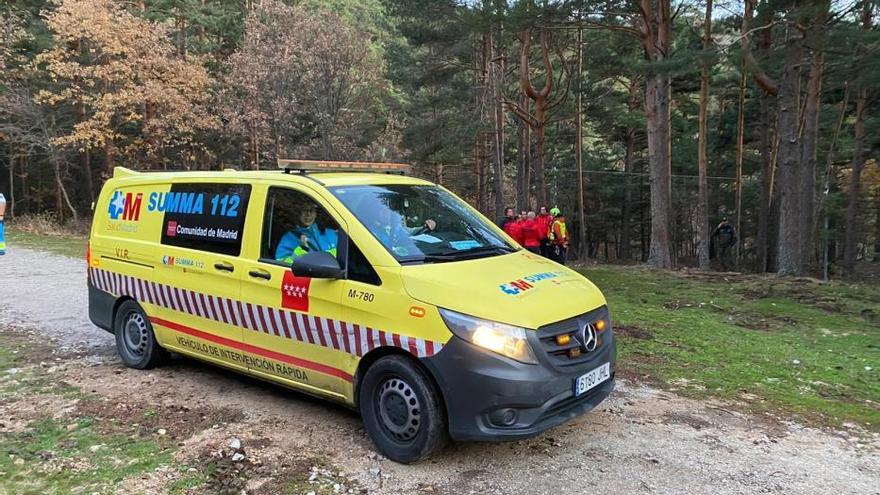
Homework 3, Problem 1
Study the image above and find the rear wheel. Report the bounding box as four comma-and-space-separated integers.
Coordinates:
359, 355, 448, 463
114, 300, 168, 369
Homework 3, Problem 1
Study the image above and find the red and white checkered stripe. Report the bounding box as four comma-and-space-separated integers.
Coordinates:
88, 267, 444, 358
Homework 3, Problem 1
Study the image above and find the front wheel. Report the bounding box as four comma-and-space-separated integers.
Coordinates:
358, 355, 448, 463
114, 300, 168, 369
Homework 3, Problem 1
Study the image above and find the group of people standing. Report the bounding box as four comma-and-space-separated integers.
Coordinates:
499, 205, 569, 265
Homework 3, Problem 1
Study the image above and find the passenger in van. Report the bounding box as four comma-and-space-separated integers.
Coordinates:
274, 203, 338, 264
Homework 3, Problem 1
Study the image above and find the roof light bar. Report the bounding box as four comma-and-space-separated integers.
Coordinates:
278, 159, 411, 175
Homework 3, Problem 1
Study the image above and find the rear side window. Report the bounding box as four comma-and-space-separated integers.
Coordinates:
158, 183, 251, 256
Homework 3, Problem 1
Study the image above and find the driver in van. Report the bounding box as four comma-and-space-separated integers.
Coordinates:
275, 203, 338, 264
354, 198, 438, 256
405, 217, 437, 235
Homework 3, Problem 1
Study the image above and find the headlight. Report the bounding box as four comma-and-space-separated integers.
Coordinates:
438, 308, 538, 364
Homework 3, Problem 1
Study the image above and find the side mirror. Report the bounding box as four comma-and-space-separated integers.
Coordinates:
291, 251, 344, 279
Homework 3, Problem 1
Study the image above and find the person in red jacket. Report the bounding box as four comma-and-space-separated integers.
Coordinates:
521, 211, 542, 254
536, 205, 553, 258
500, 207, 524, 246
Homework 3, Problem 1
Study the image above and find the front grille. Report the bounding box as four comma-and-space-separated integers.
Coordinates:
536, 306, 609, 367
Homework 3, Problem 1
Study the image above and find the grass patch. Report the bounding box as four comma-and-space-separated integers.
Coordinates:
0, 333, 85, 402
4, 229, 87, 259
168, 465, 212, 495
581, 265, 880, 430
0, 337, 52, 399
0, 329, 177, 494
0, 417, 172, 495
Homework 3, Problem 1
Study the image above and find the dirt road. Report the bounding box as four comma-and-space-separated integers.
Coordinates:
1, 247, 878, 494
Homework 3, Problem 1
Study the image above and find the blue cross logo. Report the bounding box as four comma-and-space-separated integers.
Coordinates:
108, 191, 125, 220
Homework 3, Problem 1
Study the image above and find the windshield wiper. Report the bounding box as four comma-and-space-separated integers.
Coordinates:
454, 245, 518, 256
411, 245, 517, 263
397, 254, 460, 264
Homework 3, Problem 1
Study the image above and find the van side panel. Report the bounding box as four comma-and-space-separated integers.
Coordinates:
89, 179, 163, 332
90, 179, 248, 376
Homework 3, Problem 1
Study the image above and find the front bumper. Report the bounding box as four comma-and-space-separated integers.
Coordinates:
422, 328, 616, 442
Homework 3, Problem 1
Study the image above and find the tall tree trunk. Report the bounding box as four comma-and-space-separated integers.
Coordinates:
843, 1, 872, 276
51, 155, 77, 223
734, 75, 746, 268
734, 9, 749, 269
799, 1, 829, 272
756, 91, 773, 272
621, 79, 640, 260
696, 0, 713, 270
640, 0, 674, 269
775, 8, 808, 275
639, 162, 648, 261
843, 88, 867, 276
533, 108, 546, 208
18, 152, 27, 215
249, 126, 259, 170
621, 128, 636, 260
7, 151, 15, 219
818, 85, 849, 278
748, 0, 775, 272
474, 140, 483, 210
575, 20, 587, 259
74, 101, 95, 203
104, 141, 116, 177
768, 132, 781, 272
516, 94, 531, 210
475, 32, 489, 212
874, 188, 880, 262
492, 21, 506, 220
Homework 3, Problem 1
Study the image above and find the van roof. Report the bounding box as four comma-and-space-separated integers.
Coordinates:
111, 167, 434, 188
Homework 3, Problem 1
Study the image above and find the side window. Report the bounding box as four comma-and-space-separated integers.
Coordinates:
347, 240, 381, 286
159, 183, 251, 256
261, 187, 340, 265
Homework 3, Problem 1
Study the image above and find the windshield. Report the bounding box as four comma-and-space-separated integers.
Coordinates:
329, 184, 518, 263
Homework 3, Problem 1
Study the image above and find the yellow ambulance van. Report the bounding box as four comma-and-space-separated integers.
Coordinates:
88, 160, 616, 463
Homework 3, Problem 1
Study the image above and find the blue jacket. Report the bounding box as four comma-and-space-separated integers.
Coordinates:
275, 224, 338, 264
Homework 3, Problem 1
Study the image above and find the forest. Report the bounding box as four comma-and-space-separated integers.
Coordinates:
1, 0, 878, 278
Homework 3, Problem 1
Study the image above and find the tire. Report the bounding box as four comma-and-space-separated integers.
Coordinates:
114, 300, 168, 370
358, 355, 448, 463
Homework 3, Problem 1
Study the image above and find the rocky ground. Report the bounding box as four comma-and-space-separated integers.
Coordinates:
0, 247, 877, 494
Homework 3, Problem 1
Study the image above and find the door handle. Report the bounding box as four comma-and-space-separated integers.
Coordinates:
248, 269, 271, 280
214, 261, 234, 272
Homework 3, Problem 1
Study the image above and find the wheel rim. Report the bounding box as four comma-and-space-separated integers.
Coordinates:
122, 312, 149, 357
376, 376, 421, 442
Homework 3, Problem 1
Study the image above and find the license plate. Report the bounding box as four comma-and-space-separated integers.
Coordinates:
573, 362, 611, 397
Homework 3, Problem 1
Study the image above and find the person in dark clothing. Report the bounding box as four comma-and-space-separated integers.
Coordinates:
711, 217, 737, 271
499, 207, 516, 229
